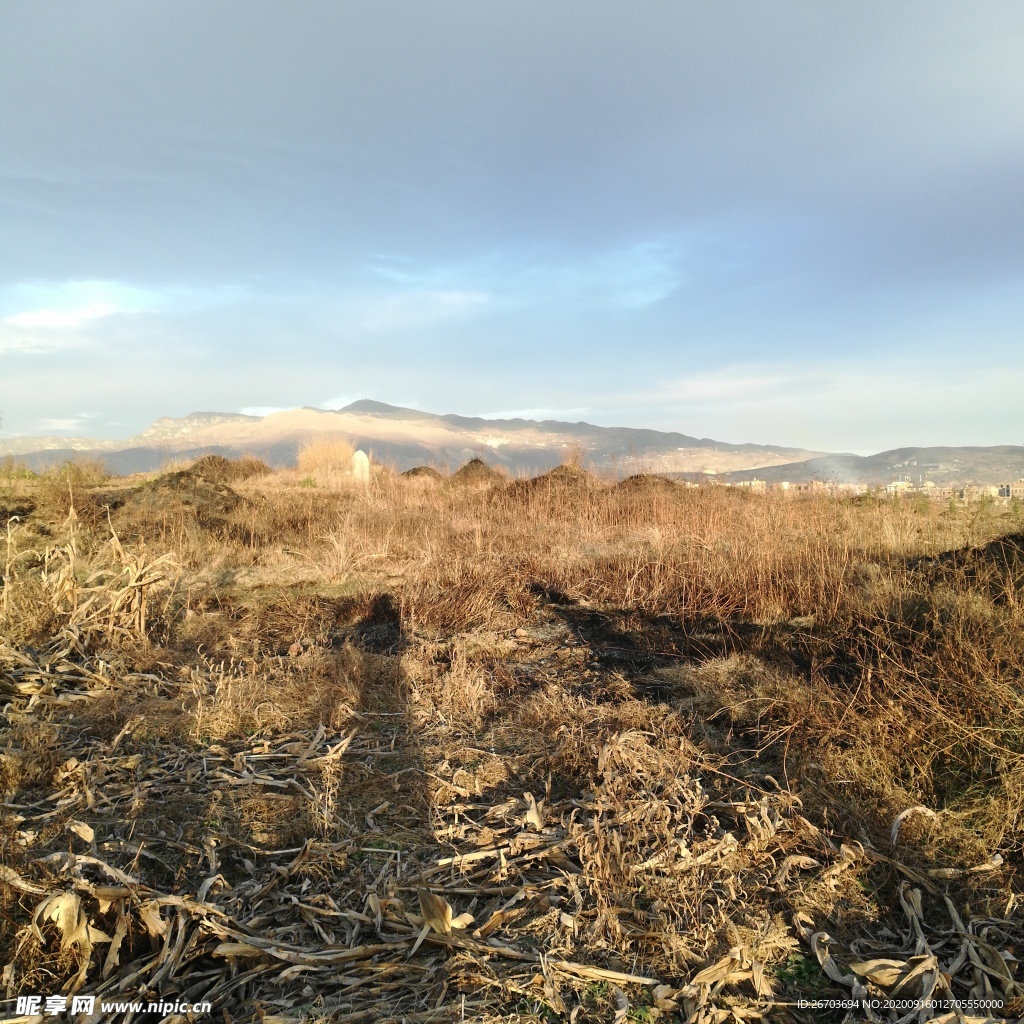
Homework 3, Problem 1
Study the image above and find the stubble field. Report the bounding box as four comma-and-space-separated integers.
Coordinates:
2, 454, 1024, 1023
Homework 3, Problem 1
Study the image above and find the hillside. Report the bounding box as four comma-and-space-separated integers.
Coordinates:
1, 401, 822, 476
3, 402, 1021, 484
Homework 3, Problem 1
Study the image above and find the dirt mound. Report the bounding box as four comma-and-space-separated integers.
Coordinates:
451, 457, 503, 487
513, 463, 598, 493
614, 473, 680, 494
401, 465, 444, 481
112, 469, 245, 537
534, 463, 596, 487
188, 454, 271, 483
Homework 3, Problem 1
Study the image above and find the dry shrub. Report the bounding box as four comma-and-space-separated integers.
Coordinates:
296, 435, 357, 488
0, 455, 36, 482
189, 453, 272, 483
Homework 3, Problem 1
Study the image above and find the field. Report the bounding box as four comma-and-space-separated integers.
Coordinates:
3, 455, 1024, 1023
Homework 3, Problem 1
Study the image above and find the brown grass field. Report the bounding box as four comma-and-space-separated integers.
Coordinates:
2, 454, 1024, 1023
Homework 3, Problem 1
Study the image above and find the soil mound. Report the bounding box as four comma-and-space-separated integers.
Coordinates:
522, 463, 597, 491
189, 454, 271, 483
499, 463, 597, 504
614, 473, 680, 495
451, 458, 503, 487
401, 466, 444, 481
113, 469, 245, 538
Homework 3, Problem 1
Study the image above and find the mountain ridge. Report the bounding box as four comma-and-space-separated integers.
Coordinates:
1, 401, 1020, 485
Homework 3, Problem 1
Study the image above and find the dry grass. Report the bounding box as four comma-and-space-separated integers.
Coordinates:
296, 436, 358, 489
2, 459, 1024, 1022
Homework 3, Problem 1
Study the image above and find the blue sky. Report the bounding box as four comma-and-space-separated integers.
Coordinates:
1, 2, 1022, 453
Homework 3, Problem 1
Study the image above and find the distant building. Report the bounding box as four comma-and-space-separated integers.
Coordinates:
960, 485, 1000, 500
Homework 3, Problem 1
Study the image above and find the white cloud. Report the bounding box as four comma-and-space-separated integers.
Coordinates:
0, 279, 251, 334
31, 416, 92, 434
5, 303, 120, 329
477, 406, 591, 421
238, 406, 287, 417
662, 367, 833, 404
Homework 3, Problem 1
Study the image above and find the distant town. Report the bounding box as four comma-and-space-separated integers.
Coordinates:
699, 476, 1024, 501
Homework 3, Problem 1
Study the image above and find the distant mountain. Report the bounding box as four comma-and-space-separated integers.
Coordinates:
720, 446, 1024, 487
2, 402, 1019, 484
1, 401, 823, 476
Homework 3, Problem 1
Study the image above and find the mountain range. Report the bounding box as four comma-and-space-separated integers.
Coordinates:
2, 401, 1022, 486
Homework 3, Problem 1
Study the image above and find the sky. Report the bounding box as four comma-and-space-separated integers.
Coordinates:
1, 2, 1022, 454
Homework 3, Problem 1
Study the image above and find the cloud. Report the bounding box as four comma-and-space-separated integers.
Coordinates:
476, 406, 591, 421
30, 415, 95, 434
1, 280, 153, 318
662, 368, 833, 405
5, 303, 120, 329
0, 279, 250, 329
0, 6, 1021, 449
237, 406, 287, 417
0, 332, 88, 356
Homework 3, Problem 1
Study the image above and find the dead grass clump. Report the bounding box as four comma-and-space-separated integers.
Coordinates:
186, 648, 361, 741
533, 462, 597, 489
189, 453, 272, 483
296, 435, 357, 489
34, 459, 109, 524
414, 646, 496, 730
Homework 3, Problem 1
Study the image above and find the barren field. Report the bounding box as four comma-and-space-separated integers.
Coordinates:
3, 456, 1024, 1023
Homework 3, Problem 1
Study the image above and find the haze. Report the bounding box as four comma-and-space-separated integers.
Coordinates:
1, 2, 1022, 454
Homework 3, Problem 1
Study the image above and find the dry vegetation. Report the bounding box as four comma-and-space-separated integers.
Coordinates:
2, 456, 1024, 1022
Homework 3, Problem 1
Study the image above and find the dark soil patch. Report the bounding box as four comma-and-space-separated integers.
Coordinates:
0, 498, 35, 528
613, 473, 680, 495
401, 466, 444, 481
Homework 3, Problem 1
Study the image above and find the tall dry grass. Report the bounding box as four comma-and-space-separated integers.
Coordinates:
295, 435, 356, 488
3, 458, 1024, 1016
